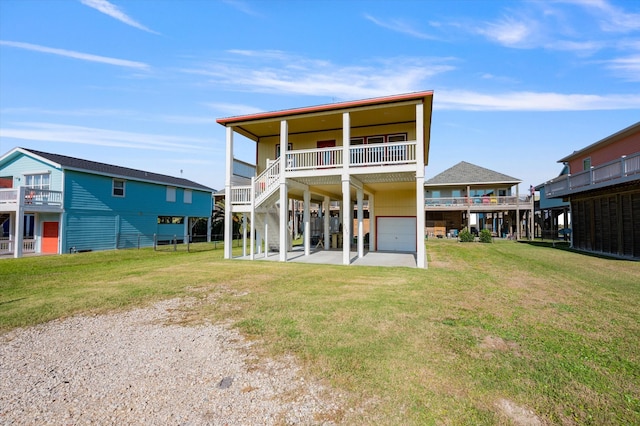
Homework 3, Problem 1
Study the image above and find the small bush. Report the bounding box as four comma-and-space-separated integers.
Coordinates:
479, 229, 493, 243
458, 229, 474, 242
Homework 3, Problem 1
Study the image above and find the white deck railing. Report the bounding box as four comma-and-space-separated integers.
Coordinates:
229, 140, 418, 206
350, 141, 417, 167
0, 237, 36, 255
255, 160, 281, 202
425, 196, 531, 208
0, 187, 63, 208
286, 146, 343, 171
545, 152, 640, 198
230, 186, 252, 205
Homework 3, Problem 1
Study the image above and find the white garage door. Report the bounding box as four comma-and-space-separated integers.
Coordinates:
377, 217, 416, 252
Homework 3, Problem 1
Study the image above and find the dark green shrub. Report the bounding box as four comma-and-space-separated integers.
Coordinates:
458, 229, 474, 242
479, 229, 493, 243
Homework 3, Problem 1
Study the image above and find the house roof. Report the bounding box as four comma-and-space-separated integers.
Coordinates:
216, 91, 434, 166
558, 121, 640, 163
217, 91, 433, 125
3, 147, 214, 192
424, 161, 521, 186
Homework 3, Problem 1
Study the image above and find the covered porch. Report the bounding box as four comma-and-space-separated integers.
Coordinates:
0, 187, 63, 258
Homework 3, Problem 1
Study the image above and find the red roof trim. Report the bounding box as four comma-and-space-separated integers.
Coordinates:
216, 91, 434, 125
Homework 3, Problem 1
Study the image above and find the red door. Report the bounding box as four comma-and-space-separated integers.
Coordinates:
42, 222, 59, 254
317, 140, 336, 166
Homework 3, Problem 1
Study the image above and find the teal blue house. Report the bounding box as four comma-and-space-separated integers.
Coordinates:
1, 147, 214, 258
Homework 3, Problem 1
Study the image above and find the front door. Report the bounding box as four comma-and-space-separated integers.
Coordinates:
42, 222, 59, 254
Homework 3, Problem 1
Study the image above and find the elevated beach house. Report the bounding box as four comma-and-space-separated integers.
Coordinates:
216, 91, 434, 268
0, 148, 214, 258
542, 121, 640, 259
424, 161, 534, 239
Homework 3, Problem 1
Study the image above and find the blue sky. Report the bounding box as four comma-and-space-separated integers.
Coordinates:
1, 0, 639, 191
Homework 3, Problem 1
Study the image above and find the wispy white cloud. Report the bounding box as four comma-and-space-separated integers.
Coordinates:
80, 0, 159, 34
0, 107, 217, 126
221, 0, 262, 17
0, 40, 149, 70
476, 15, 537, 47
182, 51, 455, 100
436, 90, 640, 111
364, 14, 438, 40
605, 54, 640, 82
0, 122, 212, 152
559, 0, 640, 33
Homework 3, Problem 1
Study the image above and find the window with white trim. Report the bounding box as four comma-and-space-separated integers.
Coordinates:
183, 189, 192, 204
112, 179, 125, 197
25, 173, 50, 189
166, 186, 176, 202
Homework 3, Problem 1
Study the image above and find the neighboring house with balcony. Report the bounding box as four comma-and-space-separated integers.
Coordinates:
542, 121, 640, 259
216, 91, 433, 268
534, 166, 571, 240
0, 147, 214, 258
424, 161, 534, 239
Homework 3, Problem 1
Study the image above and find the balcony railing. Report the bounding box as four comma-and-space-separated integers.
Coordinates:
0, 187, 63, 208
425, 196, 532, 208
545, 152, 640, 198
0, 237, 36, 255
229, 141, 419, 206
284, 140, 417, 171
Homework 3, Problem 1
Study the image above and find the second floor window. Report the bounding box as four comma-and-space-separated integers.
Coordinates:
112, 179, 125, 197
25, 173, 50, 189
583, 157, 591, 171
167, 186, 176, 202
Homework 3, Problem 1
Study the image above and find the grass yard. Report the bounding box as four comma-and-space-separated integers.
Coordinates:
1, 240, 639, 424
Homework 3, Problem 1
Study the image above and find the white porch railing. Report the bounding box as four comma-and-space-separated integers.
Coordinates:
0, 187, 63, 208
350, 141, 417, 167
230, 186, 252, 205
0, 237, 36, 255
545, 152, 640, 198
286, 146, 343, 170
255, 159, 281, 202
229, 140, 419, 206
230, 158, 282, 206
425, 195, 531, 208
283, 141, 417, 171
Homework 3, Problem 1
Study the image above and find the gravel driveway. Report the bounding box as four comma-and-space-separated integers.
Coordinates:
0, 299, 344, 425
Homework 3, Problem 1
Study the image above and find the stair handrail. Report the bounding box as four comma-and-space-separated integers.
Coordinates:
254, 159, 281, 204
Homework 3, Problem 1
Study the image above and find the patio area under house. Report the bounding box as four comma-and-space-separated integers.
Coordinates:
217, 91, 434, 268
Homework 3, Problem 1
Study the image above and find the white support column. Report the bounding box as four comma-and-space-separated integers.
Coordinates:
529, 196, 534, 240
14, 205, 24, 259
224, 126, 234, 259
369, 194, 375, 251
279, 120, 289, 262
466, 185, 471, 233
416, 176, 426, 268
323, 196, 330, 250
206, 215, 212, 243
415, 102, 426, 268
516, 185, 521, 240
357, 188, 364, 259
342, 112, 351, 265
242, 214, 247, 257
342, 179, 351, 265
304, 190, 310, 256
264, 222, 269, 257
250, 177, 255, 260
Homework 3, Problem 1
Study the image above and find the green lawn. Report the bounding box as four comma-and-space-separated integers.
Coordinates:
1, 240, 638, 424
